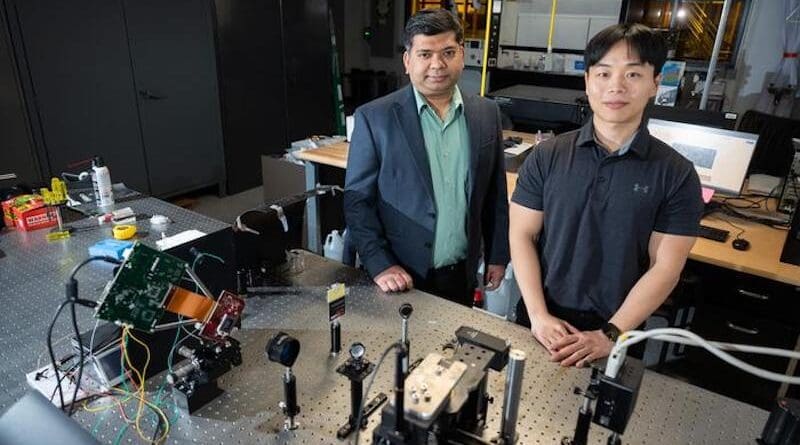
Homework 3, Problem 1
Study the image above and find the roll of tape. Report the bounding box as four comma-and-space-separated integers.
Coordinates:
112, 224, 137, 240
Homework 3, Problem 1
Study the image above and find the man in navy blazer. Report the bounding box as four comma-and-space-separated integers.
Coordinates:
344, 9, 509, 306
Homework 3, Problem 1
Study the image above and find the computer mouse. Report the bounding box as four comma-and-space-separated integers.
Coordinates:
732, 238, 750, 251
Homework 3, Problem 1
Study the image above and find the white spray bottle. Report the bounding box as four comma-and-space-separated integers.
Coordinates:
91, 156, 114, 209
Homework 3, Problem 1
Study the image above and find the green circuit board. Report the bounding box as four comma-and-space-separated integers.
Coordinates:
95, 242, 187, 331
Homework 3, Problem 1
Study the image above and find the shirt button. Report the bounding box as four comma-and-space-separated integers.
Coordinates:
424, 242, 432, 248
598, 177, 606, 183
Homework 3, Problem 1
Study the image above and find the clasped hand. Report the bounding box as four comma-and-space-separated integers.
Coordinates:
531, 313, 613, 367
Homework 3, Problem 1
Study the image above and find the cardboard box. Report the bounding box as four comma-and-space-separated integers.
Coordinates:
2, 194, 42, 228
2, 194, 58, 231
1, 198, 16, 227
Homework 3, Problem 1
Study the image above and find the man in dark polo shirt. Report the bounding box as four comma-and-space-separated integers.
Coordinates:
510, 23, 703, 367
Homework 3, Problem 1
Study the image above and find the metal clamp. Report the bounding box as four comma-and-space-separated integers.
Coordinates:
269, 205, 289, 232
233, 214, 260, 235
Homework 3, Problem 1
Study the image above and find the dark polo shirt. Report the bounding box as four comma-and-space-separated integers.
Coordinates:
512, 120, 703, 319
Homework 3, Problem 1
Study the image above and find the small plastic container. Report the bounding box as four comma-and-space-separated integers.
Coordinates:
323, 229, 345, 262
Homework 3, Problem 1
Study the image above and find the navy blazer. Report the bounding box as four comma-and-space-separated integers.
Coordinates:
344, 85, 510, 284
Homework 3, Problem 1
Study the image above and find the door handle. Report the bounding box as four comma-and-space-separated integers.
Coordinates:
138, 89, 166, 100
726, 321, 759, 335
736, 289, 769, 301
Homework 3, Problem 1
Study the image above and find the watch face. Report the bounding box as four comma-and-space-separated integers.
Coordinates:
603, 323, 620, 341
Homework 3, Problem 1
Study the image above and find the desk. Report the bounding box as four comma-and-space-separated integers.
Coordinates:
692, 210, 800, 286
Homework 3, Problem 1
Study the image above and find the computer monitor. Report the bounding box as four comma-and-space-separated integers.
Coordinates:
647, 119, 758, 196
645, 104, 739, 130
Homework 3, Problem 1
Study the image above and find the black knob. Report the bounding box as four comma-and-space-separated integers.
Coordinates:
266, 332, 301, 367
760, 398, 800, 445
399, 303, 413, 319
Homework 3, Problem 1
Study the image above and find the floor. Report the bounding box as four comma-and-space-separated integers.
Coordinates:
170, 186, 265, 224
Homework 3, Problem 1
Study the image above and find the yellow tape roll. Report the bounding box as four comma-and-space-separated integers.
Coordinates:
113, 224, 137, 240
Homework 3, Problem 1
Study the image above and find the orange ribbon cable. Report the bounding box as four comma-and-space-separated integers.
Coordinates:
165, 286, 216, 321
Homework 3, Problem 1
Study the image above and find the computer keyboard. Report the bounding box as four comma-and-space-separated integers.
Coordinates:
698, 224, 730, 242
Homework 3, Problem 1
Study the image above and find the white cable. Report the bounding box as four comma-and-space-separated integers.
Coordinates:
634, 333, 800, 360
610, 328, 800, 385
36, 320, 102, 370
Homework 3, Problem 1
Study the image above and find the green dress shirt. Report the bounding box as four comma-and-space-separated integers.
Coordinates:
413, 86, 470, 268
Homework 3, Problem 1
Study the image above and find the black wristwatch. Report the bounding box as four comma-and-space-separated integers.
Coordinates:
602, 322, 621, 342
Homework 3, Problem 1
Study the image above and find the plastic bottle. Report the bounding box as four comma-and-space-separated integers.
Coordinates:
91, 156, 114, 209
482, 263, 519, 319
323, 229, 345, 262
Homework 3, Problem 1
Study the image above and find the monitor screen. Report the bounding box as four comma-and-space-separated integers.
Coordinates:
647, 119, 758, 195
645, 104, 738, 130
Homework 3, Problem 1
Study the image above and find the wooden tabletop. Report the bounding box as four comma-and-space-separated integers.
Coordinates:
295, 135, 800, 287
689, 206, 799, 286
293, 141, 349, 168
292, 130, 539, 169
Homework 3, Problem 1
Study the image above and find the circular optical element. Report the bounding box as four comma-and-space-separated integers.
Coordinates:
266, 332, 301, 367
349, 342, 366, 361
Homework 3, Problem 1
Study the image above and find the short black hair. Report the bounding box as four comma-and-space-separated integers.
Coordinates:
584, 23, 667, 75
403, 9, 463, 51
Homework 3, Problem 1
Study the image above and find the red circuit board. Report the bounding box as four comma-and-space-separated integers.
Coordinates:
200, 290, 245, 342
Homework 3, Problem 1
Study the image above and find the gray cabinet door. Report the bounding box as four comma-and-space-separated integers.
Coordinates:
124, 0, 224, 197
0, 6, 40, 184
13, 0, 150, 193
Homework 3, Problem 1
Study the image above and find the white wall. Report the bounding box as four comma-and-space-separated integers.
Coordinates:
730, 0, 784, 114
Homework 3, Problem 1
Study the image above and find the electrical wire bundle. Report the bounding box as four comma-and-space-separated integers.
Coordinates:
81, 327, 171, 444
607, 327, 800, 384
43, 248, 229, 443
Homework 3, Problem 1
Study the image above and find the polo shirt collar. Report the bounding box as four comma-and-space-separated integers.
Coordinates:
413, 85, 463, 116
576, 119, 651, 158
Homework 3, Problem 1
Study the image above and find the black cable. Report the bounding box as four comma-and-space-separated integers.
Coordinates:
354, 342, 400, 445
47, 300, 71, 410
150, 412, 163, 445
49, 360, 80, 402
68, 300, 83, 416
48, 255, 122, 414
716, 214, 747, 240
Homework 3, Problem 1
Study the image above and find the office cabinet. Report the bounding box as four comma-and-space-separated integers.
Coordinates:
683, 261, 800, 409
10, 0, 153, 193
214, 0, 336, 193
5, 0, 224, 197
125, 0, 225, 196
4, 0, 335, 196
0, 5, 41, 185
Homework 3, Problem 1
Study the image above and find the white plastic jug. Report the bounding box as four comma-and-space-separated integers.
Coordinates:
482, 263, 520, 320
324, 229, 345, 262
